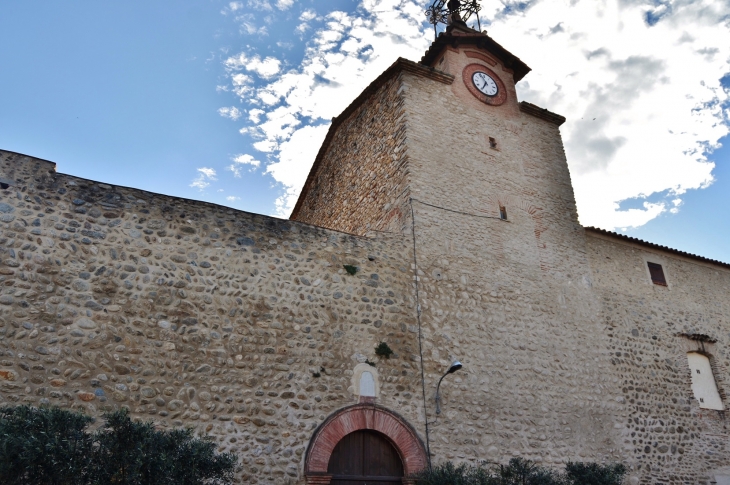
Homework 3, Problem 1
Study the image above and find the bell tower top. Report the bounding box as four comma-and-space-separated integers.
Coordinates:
419, 26, 531, 84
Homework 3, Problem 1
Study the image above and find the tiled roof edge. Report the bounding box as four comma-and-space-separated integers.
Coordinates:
519, 102, 566, 126
585, 226, 730, 270
419, 30, 531, 83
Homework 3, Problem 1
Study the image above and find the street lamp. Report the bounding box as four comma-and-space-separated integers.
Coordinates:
435, 360, 462, 414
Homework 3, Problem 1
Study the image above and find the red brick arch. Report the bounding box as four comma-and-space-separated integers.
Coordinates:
304, 404, 428, 483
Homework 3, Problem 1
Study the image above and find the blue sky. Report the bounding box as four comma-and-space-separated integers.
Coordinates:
0, 0, 728, 262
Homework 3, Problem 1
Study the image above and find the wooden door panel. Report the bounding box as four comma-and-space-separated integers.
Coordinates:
363, 431, 403, 477
330, 477, 402, 485
328, 430, 364, 477
328, 430, 404, 484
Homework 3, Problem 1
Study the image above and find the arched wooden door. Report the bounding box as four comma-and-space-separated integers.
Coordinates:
327, 430, 404, 485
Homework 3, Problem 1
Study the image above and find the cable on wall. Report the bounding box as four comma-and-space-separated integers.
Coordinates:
408, 195, 505, 469
409, 197, 432, 470
411, 197, 505, 221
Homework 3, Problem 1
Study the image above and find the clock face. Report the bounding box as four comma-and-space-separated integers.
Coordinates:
462, 64, 506, 106
472, 72, 498, 97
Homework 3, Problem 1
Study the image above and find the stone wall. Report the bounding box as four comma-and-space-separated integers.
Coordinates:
291, 72, 410, 236
292, 31, 730, 483
0, 150, 424, 484
3, 31, 730, 485
396, 45, 627, 470
586, 230, 730, 484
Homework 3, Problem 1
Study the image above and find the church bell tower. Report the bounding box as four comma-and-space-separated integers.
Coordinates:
291, 8, 621, 471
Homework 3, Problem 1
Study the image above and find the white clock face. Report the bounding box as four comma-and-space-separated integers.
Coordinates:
472, 72, 498, 96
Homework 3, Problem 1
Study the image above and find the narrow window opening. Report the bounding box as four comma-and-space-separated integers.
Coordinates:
687, 352, 724, 410
647, 262, 667, 286
499, 205, 507, 220
489, 137, 497, 149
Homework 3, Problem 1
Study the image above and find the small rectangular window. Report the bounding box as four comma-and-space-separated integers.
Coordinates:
489, 137, 497, 149
647, 262, 666, 286
499, 205, 507, 220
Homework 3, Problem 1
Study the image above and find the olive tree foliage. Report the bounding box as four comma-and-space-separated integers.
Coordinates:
412, 458, 627, 485
563, 462, 627, 485
0, 406, 237, 485
0, 405, 94, 485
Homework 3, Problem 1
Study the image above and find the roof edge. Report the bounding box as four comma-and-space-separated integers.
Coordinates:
519, 102, 566, 126
0, 149, 401, 242
585, 226, 730, 270
289, 58, 453, 220
419, 30, 531, 83
0, 149, 58, 171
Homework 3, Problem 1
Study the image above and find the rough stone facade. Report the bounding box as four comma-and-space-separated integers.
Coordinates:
586, 230, 730, 483
291, 26, 730, 485
2, 26, 730, 485
0, 150, 424, 484
291, 72, 409, 235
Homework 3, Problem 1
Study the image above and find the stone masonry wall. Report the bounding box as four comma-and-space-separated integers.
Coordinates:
292, 73, 410, 236
397, 53, 628, 472
586, 231, 730, 484
4, 36, 730, 485
0, 150, 425, 484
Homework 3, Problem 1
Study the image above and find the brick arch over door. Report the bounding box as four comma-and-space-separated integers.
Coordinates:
304, 404, 428, 480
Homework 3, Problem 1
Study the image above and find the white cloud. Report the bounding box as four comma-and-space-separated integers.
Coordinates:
222, 1, 245, 14
227, 153, 261, 177
223, 0, 730, 225
296, 9, 319, 34
264, 124, 330, 214
190, 167, 217, 190
299, 9, 317, 22
227, 0, 430, 216
480, 0, 730, 229
226, 195, 241, 201
223, 5, 270, 35
248, 108, 265, 123
249, 0, 272, 10
225, 53, 281, 79
218, 106, 242, 120
670, 197, 683, 214
276, 0, 295, 10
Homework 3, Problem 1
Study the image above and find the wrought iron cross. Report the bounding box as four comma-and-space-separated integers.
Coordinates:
425, 0, 482, 39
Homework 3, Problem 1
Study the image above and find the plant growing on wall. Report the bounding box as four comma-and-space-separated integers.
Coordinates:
374, 342, 394, 359
343, 264, 358, 275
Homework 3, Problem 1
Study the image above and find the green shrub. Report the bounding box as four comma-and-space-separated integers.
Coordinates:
495, 458, 562, 485
412, 458, 626, 485
410, 461, 492, 485
564, 462, 627, 485
0, 405, 237, 485
0, 405, 93, 485
92, 408, 236, 485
